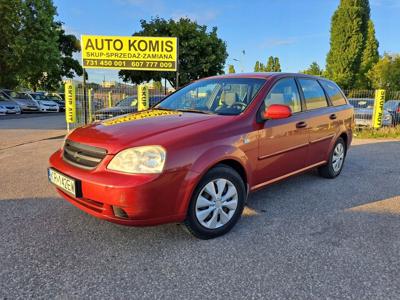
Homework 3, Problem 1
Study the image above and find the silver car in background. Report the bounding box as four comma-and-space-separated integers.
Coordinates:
28, 92, 60, 112
348, 98, 392, 127
0, 92, 21, 114
1, 89, 39, 112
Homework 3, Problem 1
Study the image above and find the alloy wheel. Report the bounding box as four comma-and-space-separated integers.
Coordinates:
332, 142, 345, 172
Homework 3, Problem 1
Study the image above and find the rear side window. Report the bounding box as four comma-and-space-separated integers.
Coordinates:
298, 78, 328, 110
263, 78, 302, 113
320, 81, 347, 106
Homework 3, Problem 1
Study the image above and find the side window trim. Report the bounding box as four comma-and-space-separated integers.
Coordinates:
317, 80, 333, 106
295, 77, 329, 111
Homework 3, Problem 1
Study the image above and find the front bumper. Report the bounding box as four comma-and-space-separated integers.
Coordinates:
20, 106, 39, 111
40, 107, 58, 112
49, 149, 198, 226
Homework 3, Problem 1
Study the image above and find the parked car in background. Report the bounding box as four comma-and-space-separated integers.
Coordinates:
45, 94, 65, 111
4, 91, 39, 112
348, 98, 392, 126
0, 93, 21, 114
384, 100, 400, 126
93, 95, 164, 121
49, 73, 354, 239
28, 92, 60, 112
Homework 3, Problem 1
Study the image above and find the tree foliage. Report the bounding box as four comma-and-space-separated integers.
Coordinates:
119, 17, 228, 87
0, 0, 81, 90
228, 64, 236, 74
254, 57, 281, 72
357, 20, 379, 88
0, 0, 23, 88
367, 54, 400, 90
301, 62, 324, 76
42, 22, 83, 90
14, 0, 61, 91
326, 0, 374, 89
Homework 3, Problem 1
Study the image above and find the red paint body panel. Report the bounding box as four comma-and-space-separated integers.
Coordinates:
48, 73, 354, 226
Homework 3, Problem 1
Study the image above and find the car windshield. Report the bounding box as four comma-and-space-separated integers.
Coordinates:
11, 92, 31, 100
46, 95, 61, 101
156, 78, 266, 115
30, 93, 47, 100
117, 96, 136, 107
349, 99, 374, 109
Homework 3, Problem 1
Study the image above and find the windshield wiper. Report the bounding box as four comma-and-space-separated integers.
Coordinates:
176, 108, 214, 115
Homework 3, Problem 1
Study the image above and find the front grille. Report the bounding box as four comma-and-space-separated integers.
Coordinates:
63, 139, 107, 169
355, 114, 372, 120
6, 106, 15, 109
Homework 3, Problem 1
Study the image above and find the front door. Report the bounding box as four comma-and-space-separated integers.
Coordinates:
255, 78, 309, 187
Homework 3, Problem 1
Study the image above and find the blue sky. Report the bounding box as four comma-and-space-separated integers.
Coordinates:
54, 0, 400, 83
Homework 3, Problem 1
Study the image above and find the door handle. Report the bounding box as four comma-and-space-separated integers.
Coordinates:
296, 121, 307, 128
329, 114, 337, 120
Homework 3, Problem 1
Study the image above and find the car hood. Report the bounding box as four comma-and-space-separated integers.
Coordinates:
68, 109, 226, 154
39, 100, 58, 105
12, 98, 36, 105
0, 101, 19, 107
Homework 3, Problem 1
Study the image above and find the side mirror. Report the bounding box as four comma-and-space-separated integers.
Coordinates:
263, 104, 292, 120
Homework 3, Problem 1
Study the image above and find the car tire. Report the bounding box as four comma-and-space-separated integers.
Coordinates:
184, 165, 246, 239
318, 137, 346, 179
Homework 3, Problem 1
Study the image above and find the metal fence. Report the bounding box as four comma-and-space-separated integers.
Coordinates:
343, 90, 400, 127
67, 86, 400, 130
69, 84, 168, 130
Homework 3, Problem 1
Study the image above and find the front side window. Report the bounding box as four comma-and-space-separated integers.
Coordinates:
157, 78, 265, 115
263, 78, 302, 113
320, 80, 347, 106
299, 78, 328, 110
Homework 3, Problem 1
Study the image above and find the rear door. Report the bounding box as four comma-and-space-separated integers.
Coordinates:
297, 78, 337, 165
255, 77, 309, 186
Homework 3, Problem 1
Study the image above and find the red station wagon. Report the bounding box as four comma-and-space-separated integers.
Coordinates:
48, 73, 354, 239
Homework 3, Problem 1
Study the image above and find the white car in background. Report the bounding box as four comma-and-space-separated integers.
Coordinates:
28, 92, 60, 112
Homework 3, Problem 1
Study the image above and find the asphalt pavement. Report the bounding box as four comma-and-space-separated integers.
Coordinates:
0, 115, 399, 299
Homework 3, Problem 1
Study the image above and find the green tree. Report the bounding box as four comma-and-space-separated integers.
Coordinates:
273, 57, 281, 72
42, 22, 83, 90
0, 0, 22, 88
326, 0, 371, 89
266, 56, 275, 72
367, 54, 400, 90
228, 64, 236, 74
302, 62, 324, 76
254, 61, 261, 72
264, 56, 281, 72
15, 0, 61, 91
357, 20, 379, 88
119, 17, 228, 88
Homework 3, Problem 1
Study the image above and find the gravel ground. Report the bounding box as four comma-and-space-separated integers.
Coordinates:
0, 125, 399, 299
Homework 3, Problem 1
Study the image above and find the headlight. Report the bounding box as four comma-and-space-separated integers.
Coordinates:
0, 105, 4, 109
107, 146, 166, 174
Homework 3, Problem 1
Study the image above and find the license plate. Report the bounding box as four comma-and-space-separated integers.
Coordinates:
48, 168, 78, 197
